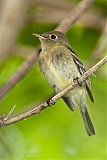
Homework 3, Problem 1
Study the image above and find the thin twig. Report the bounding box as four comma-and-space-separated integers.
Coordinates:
86, 20, 107, 68
0, 56, 106, 127
4, 105, 16, 121
0, 0, 95, 100
93, 21, 107, 59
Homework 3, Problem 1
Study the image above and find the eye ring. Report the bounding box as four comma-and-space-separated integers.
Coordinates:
50, 34, 57, 39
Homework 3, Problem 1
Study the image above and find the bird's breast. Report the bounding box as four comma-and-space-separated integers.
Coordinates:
39, 46, 80, 92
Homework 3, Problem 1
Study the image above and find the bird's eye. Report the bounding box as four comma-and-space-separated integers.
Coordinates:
50, 34, 57, 39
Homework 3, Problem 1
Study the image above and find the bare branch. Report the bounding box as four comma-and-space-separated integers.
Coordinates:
0, 0, 95, 100
56, 0, 95, 32
0, 48, 40, 100
28, 0, 106, 31
90, 20, 107, 60
3, 105, 16, 121
0, 56, 106, 127
85, 20, 107, 69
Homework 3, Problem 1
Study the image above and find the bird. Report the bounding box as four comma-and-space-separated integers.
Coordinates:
33, 31, 95, 136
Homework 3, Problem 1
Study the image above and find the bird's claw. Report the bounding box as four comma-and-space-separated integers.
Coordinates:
47, 97, 55, 106
73, 77, 82, 87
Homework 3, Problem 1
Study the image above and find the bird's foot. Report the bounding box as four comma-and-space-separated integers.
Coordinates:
47, 97, 55, 106
73, 77, 82, 87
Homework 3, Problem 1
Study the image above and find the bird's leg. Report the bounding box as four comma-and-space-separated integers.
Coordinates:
73, 77, 82, 87
47, 96, 55, 106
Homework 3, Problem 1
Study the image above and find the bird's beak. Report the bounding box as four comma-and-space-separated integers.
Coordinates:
32, 33, 46, 40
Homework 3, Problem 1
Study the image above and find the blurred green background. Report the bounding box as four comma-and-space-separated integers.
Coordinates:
0, 0, 107, 159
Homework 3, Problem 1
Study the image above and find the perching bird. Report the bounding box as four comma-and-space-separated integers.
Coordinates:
33, 31, 95, 136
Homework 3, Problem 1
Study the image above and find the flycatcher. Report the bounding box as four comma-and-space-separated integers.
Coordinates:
33, 31, 95, 136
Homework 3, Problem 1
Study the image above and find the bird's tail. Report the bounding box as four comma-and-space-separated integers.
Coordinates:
79, 106, 95, 136
63, 94, 95, 136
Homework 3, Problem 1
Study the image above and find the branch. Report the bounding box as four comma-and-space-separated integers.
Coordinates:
0, 48, 40, 100
30, 0, 103, 31
0, 56, 106, 127
56, 0, 95, 32
86, 20, 107, 68
92, 21, 107, 59
0, 0, 95, 100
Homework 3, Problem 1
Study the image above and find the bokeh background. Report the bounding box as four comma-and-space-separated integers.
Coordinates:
0, 0, 107, 159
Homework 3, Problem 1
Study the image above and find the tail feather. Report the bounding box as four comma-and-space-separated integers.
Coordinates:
63, 96, 95, 136
79, 106, 95, 136
63, 96, 75, 112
